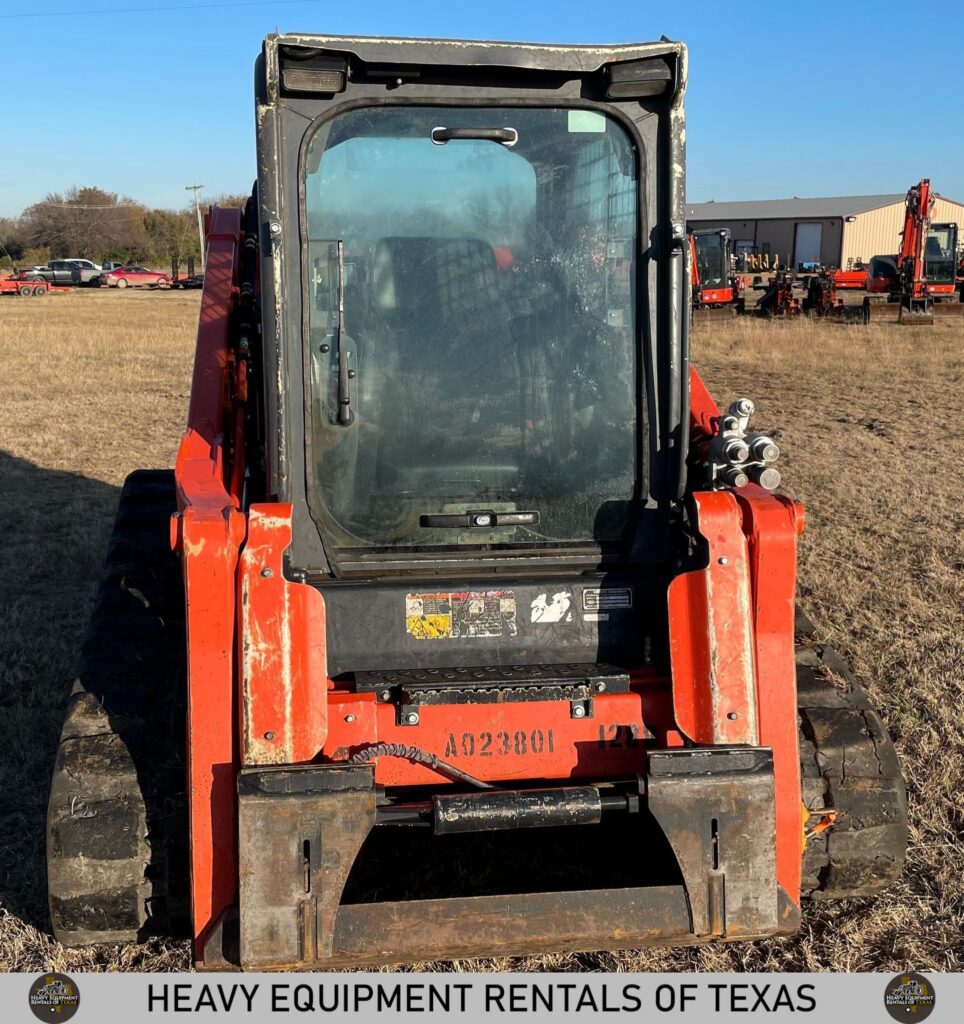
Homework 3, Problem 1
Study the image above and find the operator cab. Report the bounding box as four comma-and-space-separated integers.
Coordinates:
692, 228, 730, 291
869, 222, 958, 294
923, 222, 957, 287
305, 106, 637, 558
254, 35, 688, 675
256, 36, 688, 576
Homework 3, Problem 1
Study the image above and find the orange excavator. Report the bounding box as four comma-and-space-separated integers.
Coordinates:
689, 228, 743, 321
864, 178, 963, 323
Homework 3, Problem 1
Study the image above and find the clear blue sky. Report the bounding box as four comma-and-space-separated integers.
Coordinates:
2, 0, 962, 216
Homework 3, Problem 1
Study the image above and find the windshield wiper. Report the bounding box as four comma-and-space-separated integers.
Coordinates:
335, 239, 354, 426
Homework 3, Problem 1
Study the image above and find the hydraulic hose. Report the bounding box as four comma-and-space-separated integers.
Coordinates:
348, 742, 495, 789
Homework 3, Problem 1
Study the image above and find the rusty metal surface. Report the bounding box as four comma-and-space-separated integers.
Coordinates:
329, 886, 696, 967
230, 885, 797, 969
238, 764, 376, 966
864, 297, 962, 323
204, 884, 798, 969
897, 305, 934, 325
239, 504, 328, 765
648, 747, 779, 938
232, 750, 784, 968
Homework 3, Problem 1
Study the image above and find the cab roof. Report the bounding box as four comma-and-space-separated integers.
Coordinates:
264, 32, 685, 72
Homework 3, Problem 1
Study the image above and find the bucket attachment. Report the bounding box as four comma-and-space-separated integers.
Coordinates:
200, 747, 796, 969
692, 305, 739, 324
898, 300, 934, 325
862, 297, 899, 324
863, 294, 961, 325
932, 299, 964, 319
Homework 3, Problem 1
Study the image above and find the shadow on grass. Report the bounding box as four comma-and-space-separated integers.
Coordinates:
0, 451, 120, 932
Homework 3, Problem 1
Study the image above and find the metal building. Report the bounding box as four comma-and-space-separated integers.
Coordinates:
686, 192, 964, 269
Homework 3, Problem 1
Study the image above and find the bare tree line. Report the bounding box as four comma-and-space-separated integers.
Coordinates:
0, 185, 248, 268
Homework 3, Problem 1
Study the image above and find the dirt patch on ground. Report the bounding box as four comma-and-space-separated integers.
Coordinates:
0, 291, 960, 971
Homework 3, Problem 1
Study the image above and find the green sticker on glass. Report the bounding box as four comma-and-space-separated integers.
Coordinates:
567, 110, 607, 133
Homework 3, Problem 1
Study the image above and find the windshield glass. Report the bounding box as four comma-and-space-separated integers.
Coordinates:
694, 232, 727, 289
304, 105, 639, 555
923, 224, 956, 282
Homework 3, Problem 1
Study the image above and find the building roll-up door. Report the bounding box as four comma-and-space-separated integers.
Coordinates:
793, 222, 822, 266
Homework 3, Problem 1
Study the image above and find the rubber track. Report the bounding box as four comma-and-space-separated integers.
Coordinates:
795, 606, 908, 899
46, 470, 189, 946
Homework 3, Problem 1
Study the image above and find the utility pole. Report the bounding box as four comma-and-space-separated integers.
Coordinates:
185, 184, 205, 267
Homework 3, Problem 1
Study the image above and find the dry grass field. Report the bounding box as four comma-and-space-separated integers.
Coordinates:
0, 289, 961, 973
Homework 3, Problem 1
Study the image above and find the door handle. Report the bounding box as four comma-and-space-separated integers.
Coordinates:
419, 510, 540, 529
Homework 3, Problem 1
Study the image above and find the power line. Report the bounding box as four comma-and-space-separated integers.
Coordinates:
0, 0, 320, 19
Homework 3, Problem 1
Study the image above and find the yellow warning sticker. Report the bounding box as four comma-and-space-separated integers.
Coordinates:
406, 593, 453, 640
406, 591, 516, 640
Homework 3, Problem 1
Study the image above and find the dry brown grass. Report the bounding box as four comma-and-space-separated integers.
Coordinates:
0, 290, 194, 972
0, 292, 961, 973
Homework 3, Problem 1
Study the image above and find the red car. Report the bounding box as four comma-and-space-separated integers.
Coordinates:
104, 265, 172, 289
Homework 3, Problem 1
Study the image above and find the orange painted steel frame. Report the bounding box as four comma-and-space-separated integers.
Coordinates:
833, 269, 868, 290
900, 179, 931, 299
172, 206, 246, 959
173, 213, 806, 957
683, 367, 804, 902
173, 209, 333, 959
700, 286, 736, 304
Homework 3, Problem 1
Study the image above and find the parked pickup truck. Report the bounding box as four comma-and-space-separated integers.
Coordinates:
27, 259, 104, 286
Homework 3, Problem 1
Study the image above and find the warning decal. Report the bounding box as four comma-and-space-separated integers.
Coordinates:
406, 591, 517, 640
405, 593, 453, 639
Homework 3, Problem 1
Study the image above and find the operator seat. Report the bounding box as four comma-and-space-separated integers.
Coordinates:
369, 236, 512, 364
363, 235, 519, 498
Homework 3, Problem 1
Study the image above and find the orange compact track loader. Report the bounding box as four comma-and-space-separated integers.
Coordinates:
47, 34, 907, 969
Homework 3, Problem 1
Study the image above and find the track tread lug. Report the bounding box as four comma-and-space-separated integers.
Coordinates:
46, 469, 189, 946
794, 605, 818, 639
796, 608, 907, 901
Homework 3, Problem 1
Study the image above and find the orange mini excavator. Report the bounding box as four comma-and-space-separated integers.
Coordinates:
865, 178, 962, 323
689, 228, 744, 321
